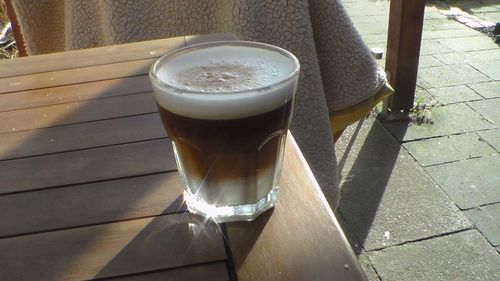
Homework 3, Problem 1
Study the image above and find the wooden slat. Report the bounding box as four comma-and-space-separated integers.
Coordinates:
0, 92, 156, 133
0, 36, 185, 77
0, 33, 236, 78
0, 58, 156, 94
185, 33, 238, 46
0, 139, 176, 194
385, 0, 426, 113
226, 135, 367, 281
0, 214, 226, 280
0, 173, 184, 237
0, 75, 151, 112
0, 113, 165, 160
0, 33, 239, 93
109, 262, 230, 281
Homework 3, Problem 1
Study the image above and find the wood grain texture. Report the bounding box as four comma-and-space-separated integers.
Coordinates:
0, 92, 157, 133
0, 113, 165, 160
108, 262, 230, 281
385, 0, 426, 112
0, 139, 176, 194
0, 58, 156, 94
0, 173, 184, 237
226, 135, 367, 281
0, 34, 365, 281
0, 75, 151, 112
185, 33, 238, 46
0, 33, 236, 78
0, 36, 185, 78
0, 214, 226, 281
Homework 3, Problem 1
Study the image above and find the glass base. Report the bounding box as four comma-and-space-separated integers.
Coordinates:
183, 185, 279, 223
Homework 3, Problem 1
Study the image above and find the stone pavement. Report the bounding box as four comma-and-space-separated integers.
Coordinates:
336, 0, 500, 280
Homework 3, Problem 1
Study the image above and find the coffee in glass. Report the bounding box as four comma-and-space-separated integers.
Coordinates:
149, 41, 300, 222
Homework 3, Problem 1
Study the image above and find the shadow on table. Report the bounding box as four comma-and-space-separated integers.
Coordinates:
224, 209, 273, 271
0, 34, 260, 281
93, 208, 227, 280
335, 118, 407, 255
0, 42, 176, 281
91, 208, 273, 280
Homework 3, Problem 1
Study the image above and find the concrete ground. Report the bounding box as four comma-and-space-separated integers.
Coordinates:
336, 0, 500, 280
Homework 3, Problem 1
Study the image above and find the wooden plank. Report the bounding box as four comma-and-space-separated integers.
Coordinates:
226, 135, 367, 281
0, 214, 226, 280
0, 92, 157, 133
0, 58, 156, 94
0, 173, 184, 237
0, 113, 165, 160
0, 75, 151, 112
0, 33, 237, 79
0, 139, 177, 194
385, 0, 426, 113
0, 36, 186, 77
108, 262, 230, 281
185, 33, 238, 46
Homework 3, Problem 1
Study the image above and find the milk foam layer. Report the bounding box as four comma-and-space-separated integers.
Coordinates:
151, 42, 299, 120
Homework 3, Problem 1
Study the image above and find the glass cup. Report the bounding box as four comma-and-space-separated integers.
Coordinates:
149, 41, 300, 222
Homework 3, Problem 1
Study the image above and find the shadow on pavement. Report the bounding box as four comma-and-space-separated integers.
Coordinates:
335, 118, 407, 255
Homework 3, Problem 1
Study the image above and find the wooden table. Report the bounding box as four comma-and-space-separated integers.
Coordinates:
0, 34, 367, 281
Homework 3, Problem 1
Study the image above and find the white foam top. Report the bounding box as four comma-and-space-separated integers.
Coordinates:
151, 42, 299, 120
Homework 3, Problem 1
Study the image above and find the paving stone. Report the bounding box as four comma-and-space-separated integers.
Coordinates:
468, 98, 500, 125
420, 40, 454, 55
368, 230, 500, 281
428, 85, 483, 105
361, 34, 387, 45
350, 15, 388, 26
422, 28, 483, 40
418, 55, 443, 68
418, 64, 490, 87
452, 0, 500, 13
416, 76, 434, 89
478, 129, 500, 152
475, 11, 500, 23
358, 254, 380, 281
336, 118, 471, 251
354, 23, 390, 35
470, 60, 500, 80
342, 1, 389, 17
469, 81, 500, 99
384, 103, 495, 142
434, 49, 500, 65
424, 11, 447, 20
481, 0, 500, 5
426, 155, 500, 209
414, 85, 435, 104
465, 204, 500, 246
438, 36, 498, 52
424, 18, 469, 31
403, 133, 496, 166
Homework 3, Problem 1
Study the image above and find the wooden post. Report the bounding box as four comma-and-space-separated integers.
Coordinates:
385, 0, 426, 115
4, 0, 28, 56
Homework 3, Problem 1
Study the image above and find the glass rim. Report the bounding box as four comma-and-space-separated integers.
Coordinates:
149, 40, 301, 95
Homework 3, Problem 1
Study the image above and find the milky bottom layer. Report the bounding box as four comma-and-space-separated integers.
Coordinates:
183, 167, 276, 206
